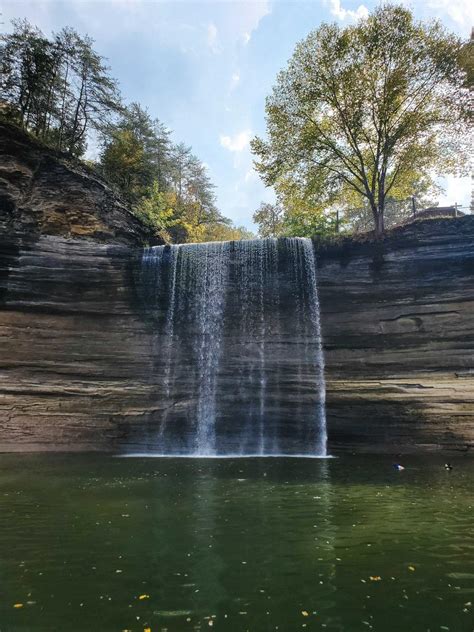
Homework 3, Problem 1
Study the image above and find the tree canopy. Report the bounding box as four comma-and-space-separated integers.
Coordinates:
0, 20, 121, 155
0, 19, 251, 244
252, 5, 472, 236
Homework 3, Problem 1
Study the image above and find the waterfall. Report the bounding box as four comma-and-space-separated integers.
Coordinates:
138, 238, 327, 457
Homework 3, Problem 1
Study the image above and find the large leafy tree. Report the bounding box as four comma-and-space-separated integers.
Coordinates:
252, 5, 471, 237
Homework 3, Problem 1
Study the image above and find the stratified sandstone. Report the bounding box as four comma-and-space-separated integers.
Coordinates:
0, 235, 158, 451
0, 219, 472, 454
318, 218, 474, 453
0, 125, 473, 453
0, 122, 151, 245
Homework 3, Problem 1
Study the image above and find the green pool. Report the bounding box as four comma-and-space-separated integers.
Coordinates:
0, 454, 472, 631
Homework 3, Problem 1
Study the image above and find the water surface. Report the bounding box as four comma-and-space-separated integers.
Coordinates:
0, 454, 472, 631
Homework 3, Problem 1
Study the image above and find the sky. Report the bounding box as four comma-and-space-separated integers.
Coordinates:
2, 0, 473, 228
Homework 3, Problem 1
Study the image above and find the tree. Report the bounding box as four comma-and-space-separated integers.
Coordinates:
0, 20, 56, 132
341, 172, 441, 232
163, 145, 230, 242
251, 5, 472, 237
1, 18, 239, 245
0, 20, 121, 156
100, 128, 147, 196
61, 32, 121, 155
134, 180, 176, 242
100, 103, 169, 201
199, 223, 256, 242
252, 202, 285, 237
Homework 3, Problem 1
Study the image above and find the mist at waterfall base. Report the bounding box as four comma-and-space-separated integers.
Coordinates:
133, 238, 327, 458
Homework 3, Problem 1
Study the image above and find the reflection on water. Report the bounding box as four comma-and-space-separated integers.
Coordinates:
0, 455, 473, 631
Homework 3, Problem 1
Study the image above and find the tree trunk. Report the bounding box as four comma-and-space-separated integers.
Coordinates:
69, 68, 87, 155
374, 209, 384, 237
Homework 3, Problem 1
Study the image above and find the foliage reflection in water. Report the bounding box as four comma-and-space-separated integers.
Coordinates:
0, 454, 473, 631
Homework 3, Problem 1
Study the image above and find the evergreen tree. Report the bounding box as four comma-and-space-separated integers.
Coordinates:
1, 20, 121, 156
100, 103, 170, 200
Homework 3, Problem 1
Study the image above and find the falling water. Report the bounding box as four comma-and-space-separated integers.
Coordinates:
298, 238, 327, 456
183, 242, 230, 455
138, 237, 327, 457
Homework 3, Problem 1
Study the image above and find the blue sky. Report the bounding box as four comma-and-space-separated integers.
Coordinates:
2, 0, 472, 228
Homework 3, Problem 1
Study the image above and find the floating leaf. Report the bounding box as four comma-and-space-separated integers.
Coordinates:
408, 566, 416, 572
13, 603, 23, 609
302, 610, 309, 616
139, 594, 150, 600
369, 576, 382, 581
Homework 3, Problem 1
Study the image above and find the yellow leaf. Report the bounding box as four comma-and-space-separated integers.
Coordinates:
302, 610, 309, 616
144, 628, 151, 632
408, 566, 416, 572
138, 594, 150, 600
369, 576, 382, 581
13, 603, 23, 608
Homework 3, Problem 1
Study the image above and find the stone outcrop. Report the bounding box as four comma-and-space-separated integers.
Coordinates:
0, 218, 472, 454
0, 234, 157, 450
0, 122, 152, 245
0, 126, 473, 453
318, 218, 474, 453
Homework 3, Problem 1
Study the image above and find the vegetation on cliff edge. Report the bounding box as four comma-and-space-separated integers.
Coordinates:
0, 19, 253, 244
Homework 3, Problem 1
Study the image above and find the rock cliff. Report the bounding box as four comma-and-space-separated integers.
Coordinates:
317, 218, 474, 453
1, 219, 472, 454
0, 122, 151, 245
0, 126, 473, 453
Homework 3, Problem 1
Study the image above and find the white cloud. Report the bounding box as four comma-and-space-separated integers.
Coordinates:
237, 1, 271, 44
207, 22, 220, 54
437, 175, 472, 210
431, 0, 474, 27
220, 130, 252, 153
328, 0, 369, 21
404, 0, 474, 32
230, 71, 240, 91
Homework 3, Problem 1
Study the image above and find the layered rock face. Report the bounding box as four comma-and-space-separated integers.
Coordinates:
0, 122, 151, 245
0, 235, 157, 450
0, 219, 472, 453
0, 126, 473, 453
318, 218, 474, 452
